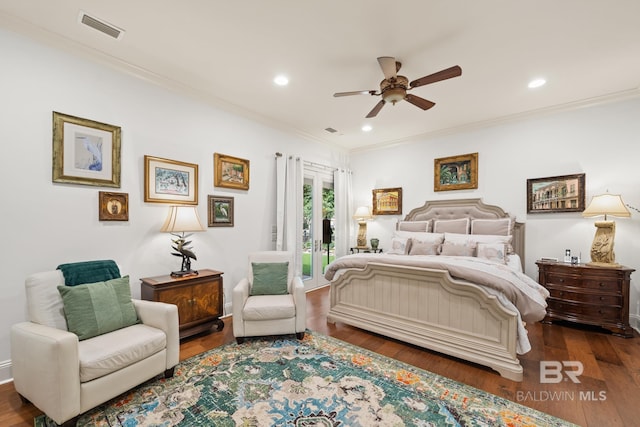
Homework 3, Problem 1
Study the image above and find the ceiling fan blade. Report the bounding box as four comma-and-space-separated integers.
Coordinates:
377, 57, 398, 80
333, 90, 375, 97
409, 65, 462, 88
366, 100, 386, 118
405, 94, 436, 110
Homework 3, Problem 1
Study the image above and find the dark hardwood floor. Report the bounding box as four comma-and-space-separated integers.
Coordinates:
2, 285, 639, 426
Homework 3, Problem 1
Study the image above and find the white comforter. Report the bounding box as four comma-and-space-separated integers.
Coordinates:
325, 253, 550, 354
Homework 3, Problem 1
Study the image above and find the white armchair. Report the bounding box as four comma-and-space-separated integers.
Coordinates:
10, 269, 180, 425
232, 251, 306, 343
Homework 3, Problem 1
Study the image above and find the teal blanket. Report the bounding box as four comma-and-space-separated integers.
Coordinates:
57, 260, 121, 286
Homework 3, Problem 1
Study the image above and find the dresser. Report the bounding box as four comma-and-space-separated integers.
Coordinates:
140, 269, 224, 340
536, 260, 634, 337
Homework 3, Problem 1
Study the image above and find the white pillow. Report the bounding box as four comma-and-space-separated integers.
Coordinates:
387, 237, 410, 255
444, 232, 512, 248
433, 218, 470, 234
477, 242, 508, 264
393, 231, 444, 244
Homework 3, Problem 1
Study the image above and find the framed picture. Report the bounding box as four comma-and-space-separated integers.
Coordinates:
372, 187, 402, 215
52, 112, 121, 187
144, 155, 198, 204
527, 173, 586, 213
208, 195, 234, 227
99, 191, 129, 221
214, 153, 250, 190
434, 152, 478, 191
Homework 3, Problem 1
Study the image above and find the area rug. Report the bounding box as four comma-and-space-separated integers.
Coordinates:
35, 331, 576, 426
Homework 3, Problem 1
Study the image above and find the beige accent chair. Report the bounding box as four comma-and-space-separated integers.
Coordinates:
10, 269, 180, 425
232, 251, 306, 343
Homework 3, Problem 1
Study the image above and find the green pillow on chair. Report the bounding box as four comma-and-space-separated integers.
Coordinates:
57, 276, 139, 340
250, 262, 289, 295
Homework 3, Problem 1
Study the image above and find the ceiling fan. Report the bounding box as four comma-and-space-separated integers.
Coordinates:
334, 56, 462, 118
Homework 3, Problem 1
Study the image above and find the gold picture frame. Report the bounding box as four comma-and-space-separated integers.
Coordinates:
434, 152, 478, 191
52, 112, 121, 187
99, 191, 129, 221
214, 153, 250, 190
208, 195, 234, 227
372, 187, 403, 215
144, 155, 198, 204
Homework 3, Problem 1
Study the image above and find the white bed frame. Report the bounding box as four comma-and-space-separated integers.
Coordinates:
327, 199, 526, 381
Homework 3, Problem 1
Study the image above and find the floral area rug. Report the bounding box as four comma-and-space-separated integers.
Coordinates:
35, 331, 576, 426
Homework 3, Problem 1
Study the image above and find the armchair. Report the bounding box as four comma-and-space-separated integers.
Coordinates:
232, 251, 306, 343
10, 269, 180, 425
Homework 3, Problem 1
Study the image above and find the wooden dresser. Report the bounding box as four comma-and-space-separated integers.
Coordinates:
536, 260, 634, 337
140, 269, 224, 340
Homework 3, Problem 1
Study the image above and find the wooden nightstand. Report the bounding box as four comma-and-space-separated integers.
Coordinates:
536, 260, 635, 337
350, 247, 383, 254
140, 269, 224, 340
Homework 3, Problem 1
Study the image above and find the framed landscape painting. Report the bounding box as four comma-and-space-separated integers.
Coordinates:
434, 152, 478, 191
214, 153, 250, 190
144, 155, 198, 205
52, 112, 121, 187
527, 173, 585, 213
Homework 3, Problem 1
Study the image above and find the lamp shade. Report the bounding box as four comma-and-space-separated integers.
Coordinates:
353, 206, 372, 221
160, 206, 205, 233
582, 194, 631, 219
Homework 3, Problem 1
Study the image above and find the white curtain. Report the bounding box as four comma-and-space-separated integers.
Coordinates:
275, 154, 304, 276
333, 168, 353, 259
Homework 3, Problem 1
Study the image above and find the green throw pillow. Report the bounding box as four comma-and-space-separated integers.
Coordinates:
57, 276, 139, 340
250, 262, 289, 295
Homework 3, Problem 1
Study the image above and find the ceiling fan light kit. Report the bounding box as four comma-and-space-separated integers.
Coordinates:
334, 56, 462, 118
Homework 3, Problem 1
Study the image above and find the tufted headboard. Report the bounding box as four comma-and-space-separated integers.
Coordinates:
401, 198, 524, 268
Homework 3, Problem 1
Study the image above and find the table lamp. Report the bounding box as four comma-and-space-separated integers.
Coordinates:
353, 206, 372, 248
161, 205, 205, 277
581, 193, 630, 267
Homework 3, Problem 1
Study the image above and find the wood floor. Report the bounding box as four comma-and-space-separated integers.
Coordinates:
2, 285, 639, 426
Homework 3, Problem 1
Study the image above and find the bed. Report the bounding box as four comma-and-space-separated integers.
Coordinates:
325, 198, 549, 381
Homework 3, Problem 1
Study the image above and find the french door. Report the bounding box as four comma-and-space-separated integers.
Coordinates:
302, 168, 335, 290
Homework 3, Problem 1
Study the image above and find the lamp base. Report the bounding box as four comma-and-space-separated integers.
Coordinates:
170, 269, 199, 278
586, 261, 621, 268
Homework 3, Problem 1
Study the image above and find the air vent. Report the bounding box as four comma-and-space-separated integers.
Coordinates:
79, 12, 124, 39
325, 127, 338, 133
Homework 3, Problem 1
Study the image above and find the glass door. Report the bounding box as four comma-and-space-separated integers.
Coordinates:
302, 169, 335, 290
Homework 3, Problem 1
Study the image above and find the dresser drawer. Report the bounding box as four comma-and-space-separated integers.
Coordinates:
545, 272, 621, 292
547, 288, 622, 306
547, 299, 621, 320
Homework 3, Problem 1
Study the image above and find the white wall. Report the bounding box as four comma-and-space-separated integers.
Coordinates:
350, 96, 640, 335
0, 28, 348, 382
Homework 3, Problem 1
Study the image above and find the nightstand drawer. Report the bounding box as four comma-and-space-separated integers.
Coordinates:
547, 288, 621, 306
547, 299, 621, 320
580, 278, 620, 292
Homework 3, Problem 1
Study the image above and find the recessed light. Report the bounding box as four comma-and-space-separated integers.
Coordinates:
361, 125, 372, 132
274, 75, 289, 86
528, 78, 546, 89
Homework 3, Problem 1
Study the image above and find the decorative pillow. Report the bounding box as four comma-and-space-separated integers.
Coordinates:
444, 232, 513, 253
397, 220, 431, 232
57, 276, 139, 341
477, 243, 508, 264
250, 262, 289, 295
393, 231, 444, 244
408, 240, 440, 255
433, 218, 470, 234
440, 242, 476, 257
387, 237, 410, 255
471, 218, 512, 236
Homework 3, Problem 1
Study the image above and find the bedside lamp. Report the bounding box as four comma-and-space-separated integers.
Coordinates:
353, 206, 373, 248
582, 193, 630, 267
161, 205, 206, 277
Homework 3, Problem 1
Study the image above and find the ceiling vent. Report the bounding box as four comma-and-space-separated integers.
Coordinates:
79, 11, 124, 39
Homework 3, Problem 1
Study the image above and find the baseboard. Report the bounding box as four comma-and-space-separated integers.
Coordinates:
0, 359, 12, 384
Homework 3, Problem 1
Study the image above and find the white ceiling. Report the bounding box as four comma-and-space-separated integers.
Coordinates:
2, 1, 640, 151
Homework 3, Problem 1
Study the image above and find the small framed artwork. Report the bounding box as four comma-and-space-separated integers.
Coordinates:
99, 191, 129, 221
52, 112, 121, 187
527, 173, 586, 213
434, 152, 478, 191
144, 155, 198, 204
214, 153, 250, 190
372, 187, 403, 215
208, 195, 234, 227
